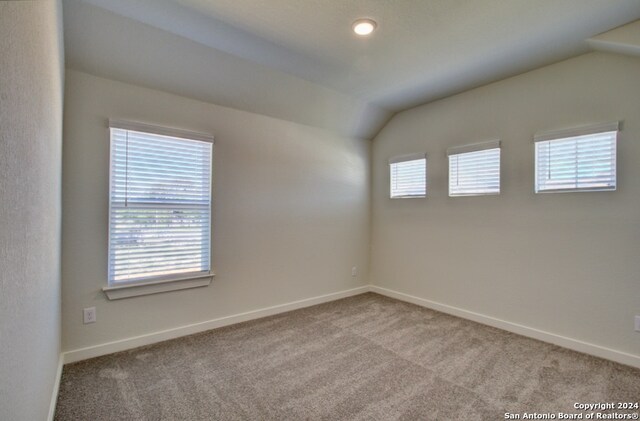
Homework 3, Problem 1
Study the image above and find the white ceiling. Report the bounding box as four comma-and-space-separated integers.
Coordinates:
63, 0, 640, 138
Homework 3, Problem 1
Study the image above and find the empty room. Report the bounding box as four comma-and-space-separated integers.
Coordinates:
2, 0, 640, 420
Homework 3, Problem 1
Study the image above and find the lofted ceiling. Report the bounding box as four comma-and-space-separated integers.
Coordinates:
63, 0, 640, 139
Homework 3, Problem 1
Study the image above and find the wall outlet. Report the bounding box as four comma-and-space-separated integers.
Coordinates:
351, 266, 358, 277
635, 315, 640, 332
83, 307, 97, 324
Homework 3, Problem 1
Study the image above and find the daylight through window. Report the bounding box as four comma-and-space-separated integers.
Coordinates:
448, 141, 501, 197
389, 154, 427, 198
108, 122, 213, 285
535, 125, 617, 193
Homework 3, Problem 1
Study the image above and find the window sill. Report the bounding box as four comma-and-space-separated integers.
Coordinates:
390, 195, 426, 199
102, 273, 214, 300
449, 192, 500, 197
535, 187, 616, 194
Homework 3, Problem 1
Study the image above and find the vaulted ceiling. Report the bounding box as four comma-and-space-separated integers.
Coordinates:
63, 0, 640, 139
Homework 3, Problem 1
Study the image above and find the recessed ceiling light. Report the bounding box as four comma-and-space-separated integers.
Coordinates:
352, 19, 377, 36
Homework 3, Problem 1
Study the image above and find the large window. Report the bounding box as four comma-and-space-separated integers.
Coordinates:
389, 153, 427, 198
534, 122, 618, 193
108, 121, 213, 287
448, 141, 501, 196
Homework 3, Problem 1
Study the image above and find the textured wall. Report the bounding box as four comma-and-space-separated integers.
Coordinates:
371, 52, 640, 358
0, 1, 64, 420
61, 70, 370, 352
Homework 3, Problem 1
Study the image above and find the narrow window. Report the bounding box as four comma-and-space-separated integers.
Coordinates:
389, 153, 427, 198
108, 121, 213, 286
448, 141, 500, 196
535, 122, 618, 193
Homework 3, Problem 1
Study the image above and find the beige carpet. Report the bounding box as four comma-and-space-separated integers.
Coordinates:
55, 293, 640, 420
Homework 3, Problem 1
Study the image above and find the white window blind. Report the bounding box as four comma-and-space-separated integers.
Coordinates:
108, 124, 213, 285
448, 141, 500, 196
534, 124, 617, 193
389, 154, 426, 198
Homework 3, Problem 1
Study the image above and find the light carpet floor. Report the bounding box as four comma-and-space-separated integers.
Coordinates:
55, 293, 640, 420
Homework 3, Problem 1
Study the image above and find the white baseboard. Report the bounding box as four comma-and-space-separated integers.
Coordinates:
370, 285, 640, 369
63, 286, 370, 364
61, 284, 640, 369
47, 353, 63, 421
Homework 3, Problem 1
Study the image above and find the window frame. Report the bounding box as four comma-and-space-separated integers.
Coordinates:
447, 140, 501, 197
533, 122, 618, 194
103, 120, 214, 300
389, 153, 427, 199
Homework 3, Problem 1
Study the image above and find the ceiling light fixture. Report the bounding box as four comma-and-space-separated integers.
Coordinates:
352, 19, 377, 36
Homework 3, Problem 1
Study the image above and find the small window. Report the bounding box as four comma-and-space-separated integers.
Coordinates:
108, 121, 213, 286
448, 141, 500, 196
389, 153, 427, 198
535, 122, 618, 193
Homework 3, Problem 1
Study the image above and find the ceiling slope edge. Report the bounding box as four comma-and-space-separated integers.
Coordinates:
588, 20, 640, 58
62, 0, 392, 140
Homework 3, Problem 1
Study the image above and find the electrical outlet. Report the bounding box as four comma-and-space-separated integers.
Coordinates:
351, 266, 358, 277
83, 307, 96, 324
635, 315, 640, 332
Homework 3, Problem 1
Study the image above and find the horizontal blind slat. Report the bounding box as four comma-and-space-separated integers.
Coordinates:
390, 158, 426, 198
109, 127, 212, 285
535, 131, 616, 193
449, 147, 500, 196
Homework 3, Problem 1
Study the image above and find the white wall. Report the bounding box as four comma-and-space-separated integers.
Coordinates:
371, 52, 640, 359
62, 70, 370, 352
0, 1, 64, 420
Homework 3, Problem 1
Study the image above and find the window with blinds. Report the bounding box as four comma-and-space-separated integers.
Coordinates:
389, 154, 426, 198
534, 125, 617, 193
448, 141, 500, 196
108, 122, 213, 286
